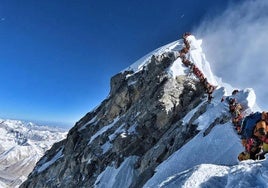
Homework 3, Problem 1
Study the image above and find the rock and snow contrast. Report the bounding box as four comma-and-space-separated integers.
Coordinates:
0, 119, 67, 188
21, 35, 268, 187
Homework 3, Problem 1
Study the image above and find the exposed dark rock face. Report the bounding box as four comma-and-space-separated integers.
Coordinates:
21, 53, 209, 188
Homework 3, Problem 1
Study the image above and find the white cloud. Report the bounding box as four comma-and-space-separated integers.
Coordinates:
194, 0, 268, 110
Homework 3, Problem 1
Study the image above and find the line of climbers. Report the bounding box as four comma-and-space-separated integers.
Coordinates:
153, 32, 215, 101
223, 91, 268, 161
179, 32, 216, 101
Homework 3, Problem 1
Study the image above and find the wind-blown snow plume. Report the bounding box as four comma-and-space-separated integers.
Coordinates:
194, 0, 268, 110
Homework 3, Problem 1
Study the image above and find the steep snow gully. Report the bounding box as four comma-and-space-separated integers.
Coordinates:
21, 33, 268, 188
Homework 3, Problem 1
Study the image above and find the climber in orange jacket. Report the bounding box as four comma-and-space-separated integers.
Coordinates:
239, 112, 268, 161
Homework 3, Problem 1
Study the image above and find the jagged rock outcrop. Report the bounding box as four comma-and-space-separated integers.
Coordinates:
21, 36, 217, 188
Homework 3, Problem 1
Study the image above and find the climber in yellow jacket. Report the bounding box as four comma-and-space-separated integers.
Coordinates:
238, 111, 268, 161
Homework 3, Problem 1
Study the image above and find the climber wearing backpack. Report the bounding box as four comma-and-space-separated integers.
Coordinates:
184, 40, 190, 50
255, 144, 268, 160
247, 138, 262, 160
233, 114, 243, 133
238, 137, 262, 161
254, 112, 268, 159
229, 98, 241, 113
255, 140, 268, 160
192, 65, 204, 79
240, 112, 262, 140
228, 98, 243, 132
182, 59, 191, 67
238, 151, 250, 161
180, 47, 189, 54
182, 32, 191, 39
232, 89, 239, 95
237, 112, 262, 161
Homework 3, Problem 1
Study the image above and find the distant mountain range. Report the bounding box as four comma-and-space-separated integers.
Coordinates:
0, 118, 67, 188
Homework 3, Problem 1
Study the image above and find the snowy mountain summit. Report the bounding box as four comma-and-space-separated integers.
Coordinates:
21, 34, 268, 188
0, 119, 67, 188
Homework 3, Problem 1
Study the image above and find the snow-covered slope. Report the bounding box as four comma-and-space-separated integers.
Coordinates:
155, 159, 268, 188
0, 118, 67, 188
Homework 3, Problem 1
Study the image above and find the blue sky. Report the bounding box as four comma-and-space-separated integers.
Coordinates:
0, 0, 240, 127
